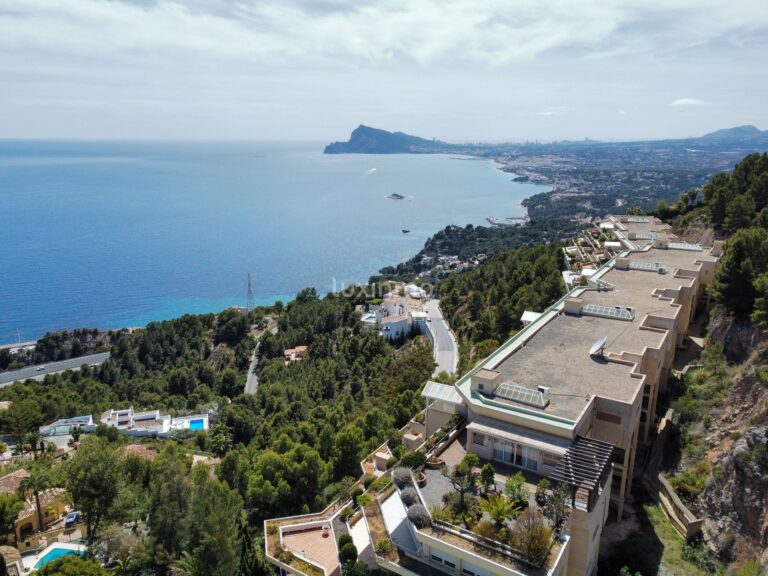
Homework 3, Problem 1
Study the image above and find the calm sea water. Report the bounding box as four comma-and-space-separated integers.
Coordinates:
0, 141, 545, 342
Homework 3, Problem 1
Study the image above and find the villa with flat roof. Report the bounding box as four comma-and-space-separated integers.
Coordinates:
100, 407, 209, 437
264, 216, 721, 576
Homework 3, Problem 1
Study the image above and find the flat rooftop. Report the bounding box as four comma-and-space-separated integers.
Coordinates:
581, 267, 694, 322
485, 312, 659, 420
609, 216, 673, 235
631, 245, 718, 270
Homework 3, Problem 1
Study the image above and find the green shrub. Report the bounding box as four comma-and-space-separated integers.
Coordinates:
356, 493, 372, 508
338, 533, 353, 548
339, 542, 358, 564
681, 541, 719, 573
374, 538, 392, 555
667, 461, 712, 503
400, 451, 426, 469
370, 476, 390, 492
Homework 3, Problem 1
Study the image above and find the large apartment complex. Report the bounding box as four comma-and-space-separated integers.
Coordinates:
265, 216, 721, 576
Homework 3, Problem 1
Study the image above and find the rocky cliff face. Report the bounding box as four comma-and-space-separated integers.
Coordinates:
698, 425, 768, 564
708, 308, 767, 363
692, 313, 768, 566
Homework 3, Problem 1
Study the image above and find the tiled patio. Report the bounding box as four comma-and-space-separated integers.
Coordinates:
282, 527, 341, 576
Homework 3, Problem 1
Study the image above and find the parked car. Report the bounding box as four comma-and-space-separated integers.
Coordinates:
64, 511, 81, 528
36, 365, 46, 371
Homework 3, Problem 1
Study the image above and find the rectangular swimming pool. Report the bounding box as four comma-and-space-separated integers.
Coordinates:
189, 419, 204, 431
33, 546, 85, 569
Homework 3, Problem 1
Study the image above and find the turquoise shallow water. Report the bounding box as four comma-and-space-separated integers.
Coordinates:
0, 141, 545, 342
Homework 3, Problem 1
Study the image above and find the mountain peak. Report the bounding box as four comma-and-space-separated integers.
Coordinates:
324, 125, 449, 154
700, 125, 763, 140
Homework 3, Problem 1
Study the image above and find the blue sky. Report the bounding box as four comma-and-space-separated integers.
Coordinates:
1, 0, 766, 141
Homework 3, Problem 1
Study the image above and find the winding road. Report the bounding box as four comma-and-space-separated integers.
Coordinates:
423, 299, 459, 376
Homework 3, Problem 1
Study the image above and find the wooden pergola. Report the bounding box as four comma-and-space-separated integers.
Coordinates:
549, 435, 613, 512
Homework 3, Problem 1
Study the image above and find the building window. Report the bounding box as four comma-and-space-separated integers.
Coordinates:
463, 570, 476, 576
596, 411, 622, 425
542, 453, 560, 467
472, 433, 487, 447
478, 383, 484, 392
431, 555, 443, 564
444, 560, 456, 569
493, 440, 538, 472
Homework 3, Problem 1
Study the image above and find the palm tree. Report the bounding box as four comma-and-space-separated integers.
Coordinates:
25, 431, 42, 459
171, 552, 207, 576
19, 465, 51, 534
480, 493, 520, 529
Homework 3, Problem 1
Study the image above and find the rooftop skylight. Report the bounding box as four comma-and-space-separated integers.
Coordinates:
582, 303, 634, 321
629, 261, 667, 273
495, 383, 550, 408
668, 241, 702, 251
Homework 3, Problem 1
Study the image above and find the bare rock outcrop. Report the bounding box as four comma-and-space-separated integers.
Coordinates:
708, 308, 767, 363
698, 425, 768, 564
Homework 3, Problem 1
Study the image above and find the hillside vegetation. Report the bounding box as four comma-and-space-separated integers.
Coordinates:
436, 243, 565, 372
659, 153, 768, 572
0, 290, 433, 575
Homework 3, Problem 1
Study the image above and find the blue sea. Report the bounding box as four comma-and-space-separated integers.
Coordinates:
0, 141, 546, 342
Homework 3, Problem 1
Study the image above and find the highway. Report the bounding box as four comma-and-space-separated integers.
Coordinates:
0, 352, 111, 387
423, 299, 459, 376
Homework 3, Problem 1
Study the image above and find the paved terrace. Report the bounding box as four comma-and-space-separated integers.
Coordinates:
282, 526, 341, 576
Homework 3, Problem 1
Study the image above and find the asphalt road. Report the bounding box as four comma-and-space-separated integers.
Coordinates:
245, 322, 278, 395
423, 299, 459, 376
0, 352, 111, 387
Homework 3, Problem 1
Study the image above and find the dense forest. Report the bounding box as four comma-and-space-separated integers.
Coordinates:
669, 153, 768, 322
437, 243, 565, 371
0, 290, 434, 575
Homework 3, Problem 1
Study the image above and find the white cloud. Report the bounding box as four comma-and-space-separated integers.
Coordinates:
669, 98, 706, 107
1, 0, 767, 68
0, 0, 766, 139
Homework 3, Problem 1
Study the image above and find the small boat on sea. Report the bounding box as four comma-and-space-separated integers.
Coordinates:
402, 229, 411, 234
486, 216, 501, 225
387, 193, 405, 200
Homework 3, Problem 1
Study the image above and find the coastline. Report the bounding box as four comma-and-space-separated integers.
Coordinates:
2, 146, 549, 343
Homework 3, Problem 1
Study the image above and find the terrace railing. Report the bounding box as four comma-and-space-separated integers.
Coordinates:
429, 518, 552, 570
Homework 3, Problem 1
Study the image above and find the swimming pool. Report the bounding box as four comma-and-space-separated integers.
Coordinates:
189, 419, 204, 431
33, 545, 85, 569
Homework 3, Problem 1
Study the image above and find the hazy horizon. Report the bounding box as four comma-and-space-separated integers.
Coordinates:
0, 123, 765, 145
2, 0, 767, 142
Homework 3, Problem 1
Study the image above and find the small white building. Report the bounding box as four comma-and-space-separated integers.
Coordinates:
380, 315, 411, 340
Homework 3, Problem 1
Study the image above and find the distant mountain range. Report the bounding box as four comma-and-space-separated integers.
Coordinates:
324, 124, 768, 154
